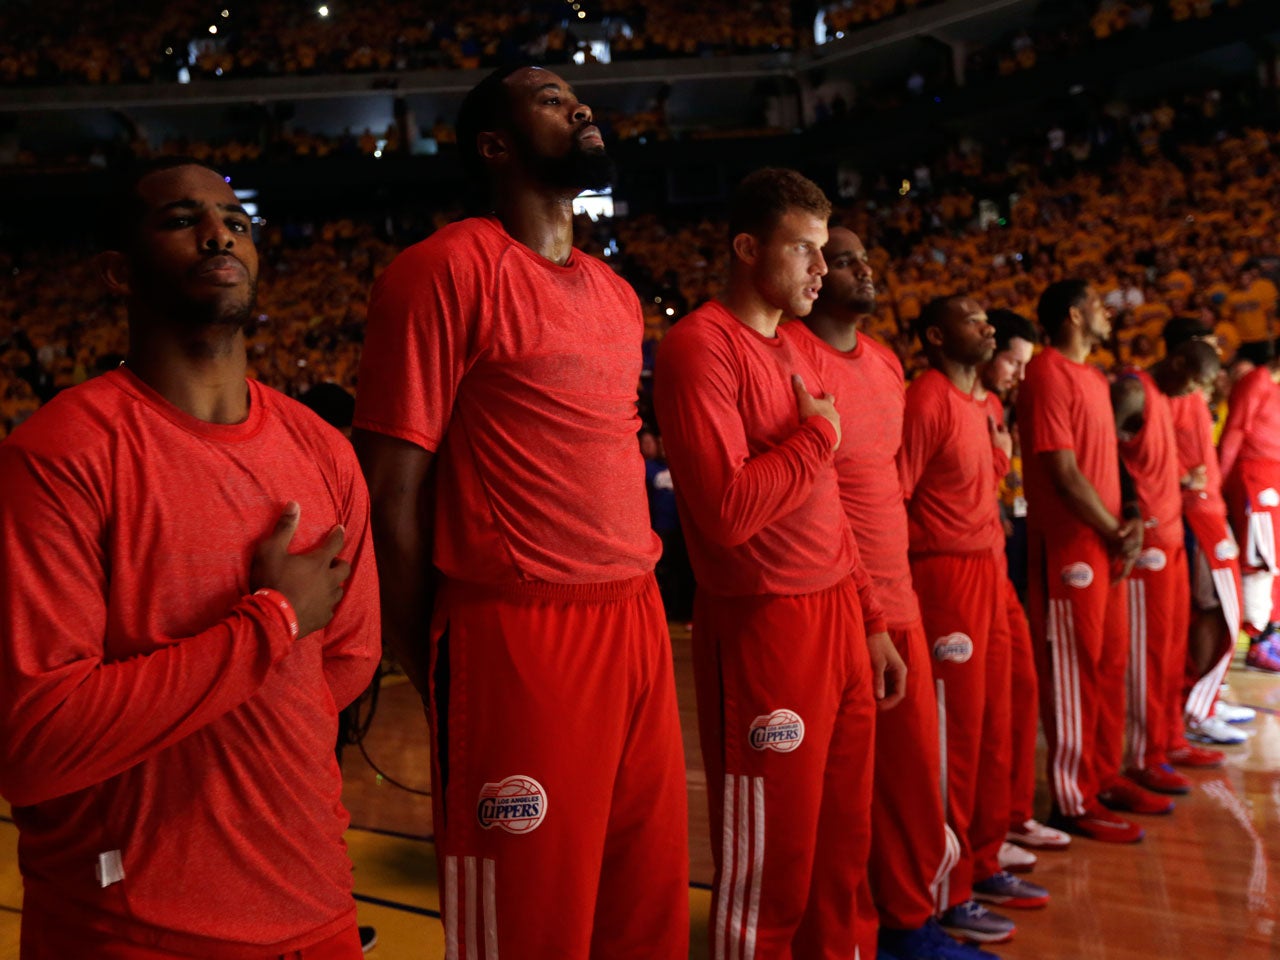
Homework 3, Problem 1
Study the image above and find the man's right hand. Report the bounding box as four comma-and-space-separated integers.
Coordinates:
251, 501, 351, 639
1110, 517, 1144, 582
793, 374, 841, 450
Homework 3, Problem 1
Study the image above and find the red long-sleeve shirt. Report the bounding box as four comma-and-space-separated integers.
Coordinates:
1218, 365, 1280, 482
1118, 369, 1184, 550
654, 302, 886, 631
0, 369, 379, 957
782, 322, 920, 629
1169, 390, 1226, 521
900, 368, 1001, 556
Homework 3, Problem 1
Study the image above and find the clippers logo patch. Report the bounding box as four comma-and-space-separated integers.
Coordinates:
1259, 488, 1280, 508
1135, 548, 1167, 572
1061, 562, 1095, 589
749, 709, 805, 752
477, 775, 547, 835
932, 632, 974, 663
1214, 538, 1239, 562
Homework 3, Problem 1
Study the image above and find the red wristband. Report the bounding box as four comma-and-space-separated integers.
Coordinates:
253, 588, 300, 639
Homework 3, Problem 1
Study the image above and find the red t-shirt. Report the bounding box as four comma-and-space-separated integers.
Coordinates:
782, 322, 920, 629
354, 216, 661, 585
0, 369, 379, 956
900, 368, 1001, 556
1017, 347, 1122, 537
1118, 369, 1184, 549
654, 302, 886, 631
1169, 391, 1226, 520
1219, 365, 1280, 481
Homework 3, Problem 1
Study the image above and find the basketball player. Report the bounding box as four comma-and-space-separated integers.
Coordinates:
656, 169, 905, 960
0, 158, 378, 958
974, 311, 1073, 858
354, 66, 689, 959
1017, 280, 1150, 843
786, 228, 995, 960
901, 295, 1049, 945
1218, 352, 1280, 670
1158, 320, 1249, 749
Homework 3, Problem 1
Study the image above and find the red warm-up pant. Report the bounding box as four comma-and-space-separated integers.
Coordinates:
858, 619, 952, 942
1125, 544, 1191, 770
427, 575, 689, 960
20, 914, 363, 960
1226, 460, 1280, 631
1027, 528, 1129, 818
910, 552, 1009, 908
1182, 513, 1244, 727
693, 576, 876, 960
1004, 576, 1040, 829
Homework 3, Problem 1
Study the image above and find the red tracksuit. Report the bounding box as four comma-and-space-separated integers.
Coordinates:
355, 217, 689, 960
1219, 366, 1280, 631
784, 322, 951, 948
1017, 347, 1128, 819
656, 302, 885, 960
0, 370, 380, 959
977, 391, 1040, 831
1169, 391, 1243, 726
1118, 370, 1190, 770
901, 368, 1008, 909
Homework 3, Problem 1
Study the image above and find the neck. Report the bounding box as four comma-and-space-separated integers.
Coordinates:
125, 316, 250, 424
932, 353, 978, 394
804, 308, 861, 353
720, 272, 785, 338
972, 377, 989, 401
492, 182, 579, 266
1053, 328, 1092, 364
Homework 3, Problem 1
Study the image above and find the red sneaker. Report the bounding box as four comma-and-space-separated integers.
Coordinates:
1126, 763, 1192, 795
1048, 806, 1144, 843
1168, 744, 1225, 768
1098, 776, 1175, 815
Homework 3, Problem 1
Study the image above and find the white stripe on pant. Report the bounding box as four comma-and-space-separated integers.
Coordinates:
1126, 580, 1148, 766
444, 855, 500, 960
716, 773, 766, 960
1049, 598, 1086, 816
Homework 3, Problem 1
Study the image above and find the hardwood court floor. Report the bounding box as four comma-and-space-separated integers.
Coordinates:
2, 630, 1279, 958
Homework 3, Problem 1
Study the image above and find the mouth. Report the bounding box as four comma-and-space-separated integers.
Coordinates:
803, 284, 822, 301
577, 125, 604, 147
194, 254, 248, 285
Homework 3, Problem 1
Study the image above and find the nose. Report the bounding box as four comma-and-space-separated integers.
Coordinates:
573, 101, 593, 123
199, 213, 235, 251
813, 251, 828, 277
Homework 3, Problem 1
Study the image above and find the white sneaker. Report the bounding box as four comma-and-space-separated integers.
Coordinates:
1006, 818, 1071, 850
1188, 715, 1249, 744
1215, 702, 1257, 724
998, 840, 1037, 873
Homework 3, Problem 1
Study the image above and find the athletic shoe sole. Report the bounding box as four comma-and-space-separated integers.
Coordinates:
942, 926, 1016, 946
972, 893, 1049, 910
1049, 815, 1144, 844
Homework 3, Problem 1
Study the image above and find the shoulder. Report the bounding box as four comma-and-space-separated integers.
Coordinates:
373, 218, 501, 294
2, 374, 127, 463
862, 335, 905, 381
261, 384, 360, 471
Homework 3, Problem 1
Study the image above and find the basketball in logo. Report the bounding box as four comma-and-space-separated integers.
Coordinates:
932, 632, 974, 663
1135, 548, 1167, 572
749, 709, 805, 753
476, 775, 548, 835
1061, 562, 1094, 589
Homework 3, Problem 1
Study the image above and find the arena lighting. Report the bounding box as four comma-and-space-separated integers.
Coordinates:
208, 24, 218, 34
220, 8, 229, 17
577, 10, 585, 17
318, 4, 330, 16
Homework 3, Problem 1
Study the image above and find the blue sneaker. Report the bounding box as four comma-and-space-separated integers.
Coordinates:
880, 917, 1000, 958
940, 900, 1016, 944
972, 869, 1050, 909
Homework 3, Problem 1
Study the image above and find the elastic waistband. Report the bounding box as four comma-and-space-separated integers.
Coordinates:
445, 572, 655, 605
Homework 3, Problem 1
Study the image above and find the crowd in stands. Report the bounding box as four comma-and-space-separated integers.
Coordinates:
2, 0, 1252, 88
3, 78, 1277, 439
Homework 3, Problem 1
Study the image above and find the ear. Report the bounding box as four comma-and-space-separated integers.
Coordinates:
731, 232, 758, 266
925, 325, 944, 348
476, 130, 509, 166
96, 251, 132, 299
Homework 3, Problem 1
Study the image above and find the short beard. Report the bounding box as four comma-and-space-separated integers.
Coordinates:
529, 144, 616, 193
848, 292, 876, 315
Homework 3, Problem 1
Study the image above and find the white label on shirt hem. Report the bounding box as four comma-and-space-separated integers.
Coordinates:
96, 850, 125, 888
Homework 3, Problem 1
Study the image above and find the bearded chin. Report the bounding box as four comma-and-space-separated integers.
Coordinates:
535, 146, 616, 193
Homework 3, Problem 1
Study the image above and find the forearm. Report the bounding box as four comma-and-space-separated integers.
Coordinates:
1, 593, 295, 807
1053, 468, 1120, 538
707, 417, 837, 546
370, 516, 435, 696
